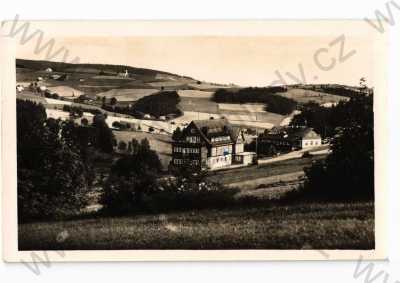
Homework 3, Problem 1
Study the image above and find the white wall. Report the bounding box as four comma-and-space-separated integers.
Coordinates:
235, 143, 244, 153
211, 145, 232, 156
207, 154, 232, 169
301, 138, 321, 148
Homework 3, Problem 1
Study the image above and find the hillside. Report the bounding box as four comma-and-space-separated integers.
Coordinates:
16, 58, 188, 78
16, 58, 366, 133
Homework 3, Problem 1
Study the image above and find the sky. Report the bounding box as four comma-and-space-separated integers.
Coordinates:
16, 35, 378, 87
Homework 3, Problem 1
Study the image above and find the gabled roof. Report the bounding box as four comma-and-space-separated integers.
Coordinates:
290, 127, 320, 139
185, 119, 242, 145
263, 126, 320, 140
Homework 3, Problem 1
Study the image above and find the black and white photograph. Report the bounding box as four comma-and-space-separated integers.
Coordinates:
0, 20, 387, 260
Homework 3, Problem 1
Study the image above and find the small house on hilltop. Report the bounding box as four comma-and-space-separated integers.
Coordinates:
118, 69, 129, 78
171, 119, 256, 170
16, 85, 24, 92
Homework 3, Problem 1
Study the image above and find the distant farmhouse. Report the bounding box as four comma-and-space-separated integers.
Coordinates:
258, 126, 321, 154
118, 69, 129, 78
171, 119, 256, 170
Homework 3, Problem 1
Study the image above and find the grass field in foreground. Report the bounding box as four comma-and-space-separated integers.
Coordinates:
207, 155, 326, 185
18, 201, 374, 250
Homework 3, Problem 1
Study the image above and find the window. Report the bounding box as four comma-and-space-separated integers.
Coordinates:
186, 136, 200, 143
174, 159, 183, 165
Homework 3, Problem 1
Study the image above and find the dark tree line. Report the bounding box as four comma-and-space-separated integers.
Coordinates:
289, 94, 374, 201
315, 86, 368, 98
17, 100, 115, 222
290, 95, 373, 139
213, 87, 296, 115
16, 58, 178, 77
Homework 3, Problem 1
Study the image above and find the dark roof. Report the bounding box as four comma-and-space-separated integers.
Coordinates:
290, 127, 318, 139
263, 126, 320, 141
190, 119, 242, 145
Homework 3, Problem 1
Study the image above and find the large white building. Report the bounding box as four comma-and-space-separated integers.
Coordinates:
171, 119, 255, 170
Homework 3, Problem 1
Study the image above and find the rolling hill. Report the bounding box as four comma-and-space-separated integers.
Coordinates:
16, 58, 367, 132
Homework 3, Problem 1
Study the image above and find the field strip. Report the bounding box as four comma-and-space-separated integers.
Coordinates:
226, 171, 304, 189
218, 103, 266, 112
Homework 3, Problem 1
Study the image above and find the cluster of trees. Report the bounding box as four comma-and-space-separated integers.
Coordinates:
17, 100, 115, 222
132, 91, 182, 118
62, 104, 103, 117
116, 138, 145, 153
112, 121, 135, 131
101, 91, 182, 119
290, 94, 374, 200
101, 138, 162, 213
290, 95, 373, 139
43, 91, 60, 99
316, 86, 368, 98
172, 127, 183, 141
101, 154, 238, 214
63, 104, 84, 118
213, 87, 296, 115
294, 84, 370, 98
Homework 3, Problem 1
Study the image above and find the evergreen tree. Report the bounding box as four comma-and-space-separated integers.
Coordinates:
92, 114, 114, 153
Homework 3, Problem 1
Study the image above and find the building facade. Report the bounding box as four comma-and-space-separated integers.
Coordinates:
171, 119, 255, 170
258, 126, 322, 154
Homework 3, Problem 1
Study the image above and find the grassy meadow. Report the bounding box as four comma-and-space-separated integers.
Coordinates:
18, 201, 374, 250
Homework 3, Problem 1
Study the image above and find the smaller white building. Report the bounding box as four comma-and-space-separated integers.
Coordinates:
16, 85, 24, 92
299, 129, 322, 148
260, 126, 322, 153
118, 69, 129, 78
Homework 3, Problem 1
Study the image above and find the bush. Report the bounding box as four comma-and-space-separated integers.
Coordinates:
146, 177, 239, 211
81, 118, 89, 126
101, 149, 239, 214
118, 141, 127, 151
101, 139, 162, 214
